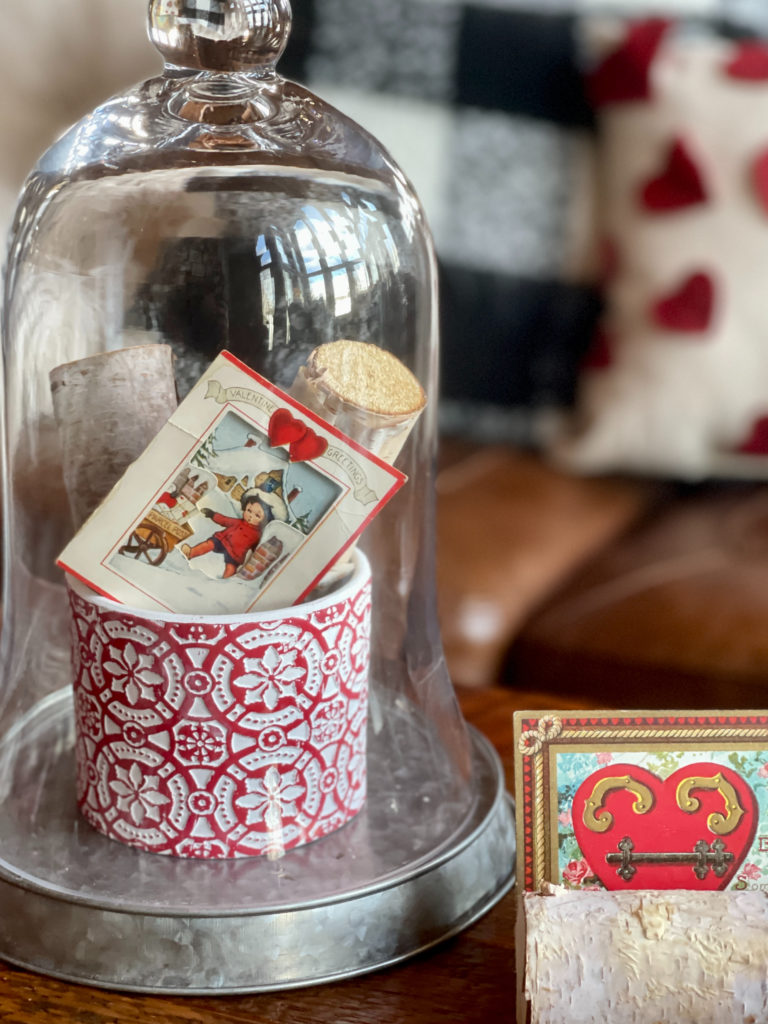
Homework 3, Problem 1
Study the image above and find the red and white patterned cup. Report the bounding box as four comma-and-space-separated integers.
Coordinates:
67, 554, 370, 859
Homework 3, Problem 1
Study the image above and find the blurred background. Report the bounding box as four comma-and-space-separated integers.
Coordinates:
2, 0, 765, 441
5, 0, 768, 703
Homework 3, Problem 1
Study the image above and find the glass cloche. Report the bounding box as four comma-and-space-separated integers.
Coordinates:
0, 0, 514, 992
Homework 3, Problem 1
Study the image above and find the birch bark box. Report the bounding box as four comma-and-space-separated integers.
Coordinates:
524, 886, 768, 1024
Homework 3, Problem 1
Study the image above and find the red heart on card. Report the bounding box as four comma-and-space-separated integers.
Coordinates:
641, 139, 708, 211
572, 762, 757, 891
652, 271, 715, 332
725, 42, 768, 81
269, 408, 308, 447
752, 150, 768, 214
736, 415, 768, 455
587, 18, 671, 107
289, 428, 328, 463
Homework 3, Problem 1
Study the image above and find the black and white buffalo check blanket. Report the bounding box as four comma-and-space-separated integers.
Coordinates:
280, 0, 768, 440
180, 0, 228, 27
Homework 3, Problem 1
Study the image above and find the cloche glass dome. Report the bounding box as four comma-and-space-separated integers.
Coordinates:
0, 0, 514, 992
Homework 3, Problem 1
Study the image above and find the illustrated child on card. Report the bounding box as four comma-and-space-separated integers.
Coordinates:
179, 468, 294, 581
181, 491, 275, 579
111, 407, 342, 603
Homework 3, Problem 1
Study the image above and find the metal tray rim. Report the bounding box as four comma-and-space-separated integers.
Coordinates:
0, 691, 507, 918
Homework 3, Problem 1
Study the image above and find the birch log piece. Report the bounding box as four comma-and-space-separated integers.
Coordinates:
290, 340, 427, 590
524, 886, 768, 1024
50, 345, 178, 528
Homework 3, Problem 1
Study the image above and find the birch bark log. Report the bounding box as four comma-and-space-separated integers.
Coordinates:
524, 886, 768, 1024
50, 345, 178, 527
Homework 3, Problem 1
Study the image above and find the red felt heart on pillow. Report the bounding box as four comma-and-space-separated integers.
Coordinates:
289, 429, 328, 463
736, 415, 768, 455
641, 139, 708, 211
587, 18, 671, 107
752, 150, 768, 214
652, 272, 715, 332
572, 762, 757, 891
269, 408, 308, 447
725, 42, 768, 81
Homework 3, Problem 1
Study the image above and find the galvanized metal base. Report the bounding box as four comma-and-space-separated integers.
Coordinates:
0, 688, 515, 994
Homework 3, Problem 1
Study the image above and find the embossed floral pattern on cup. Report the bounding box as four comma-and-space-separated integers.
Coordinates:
67, 557, 370, 859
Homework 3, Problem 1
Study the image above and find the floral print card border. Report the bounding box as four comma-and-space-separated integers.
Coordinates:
514, 710, 768, 893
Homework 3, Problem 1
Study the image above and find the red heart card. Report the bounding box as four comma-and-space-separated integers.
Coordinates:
56, 349, 409, 617
641, 139, 708, 212
725, 42, 768, 81
587, 19, 671, 107
652, 271, 715, 332
268, 408, 308, 447
572, 762, 757, 891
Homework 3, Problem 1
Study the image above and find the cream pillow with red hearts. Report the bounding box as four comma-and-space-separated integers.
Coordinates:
555, 19, 768, 479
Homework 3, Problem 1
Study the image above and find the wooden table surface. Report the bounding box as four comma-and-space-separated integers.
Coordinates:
0, 686, 581, 1024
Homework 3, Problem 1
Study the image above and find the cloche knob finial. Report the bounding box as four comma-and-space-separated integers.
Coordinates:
149, 0, 292, 74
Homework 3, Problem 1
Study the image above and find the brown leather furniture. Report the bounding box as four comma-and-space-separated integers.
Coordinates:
436, 440, 768, 709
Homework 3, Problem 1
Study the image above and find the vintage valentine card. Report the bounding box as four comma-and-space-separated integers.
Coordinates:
514, 710, 768, 893
57, 351, 405, 614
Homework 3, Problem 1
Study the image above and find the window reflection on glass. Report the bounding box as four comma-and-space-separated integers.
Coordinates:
293, 219, 321, 275
331, 266, 352, 318
259, 267, 276, 348
125, 184, 413, 385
